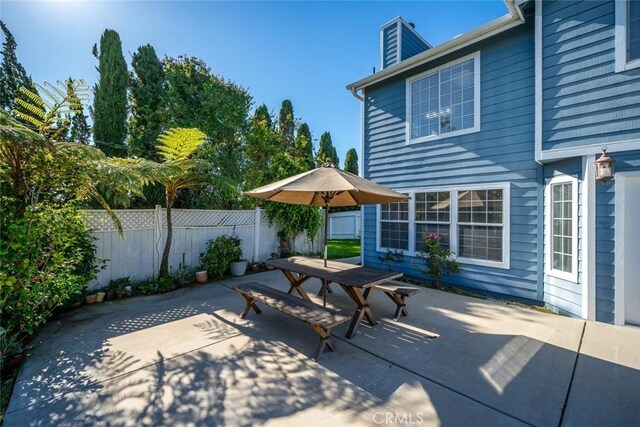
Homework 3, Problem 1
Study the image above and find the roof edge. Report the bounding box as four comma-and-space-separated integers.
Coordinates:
347, 0, 525, 92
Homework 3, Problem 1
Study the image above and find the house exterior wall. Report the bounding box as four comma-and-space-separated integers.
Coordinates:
541, 0, 640, 151
382, 24, 399, 69
401, 23, 429, 61
363, 18, 540, 301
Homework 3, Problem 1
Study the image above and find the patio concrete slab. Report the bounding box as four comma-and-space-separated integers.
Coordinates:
5, 270, 640, 426
561, 321, 640, 427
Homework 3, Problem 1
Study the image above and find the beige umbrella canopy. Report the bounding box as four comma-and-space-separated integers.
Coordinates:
245, 162, 408, 266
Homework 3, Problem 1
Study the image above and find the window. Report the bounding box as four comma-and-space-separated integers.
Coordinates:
458, 189, 504, 262
415, 192, 451, 251
406, 52, 480, 143
545, 176, 578, 282
615, 0, 640, 72
378, 183, 510, 269
380, 198, 409, 250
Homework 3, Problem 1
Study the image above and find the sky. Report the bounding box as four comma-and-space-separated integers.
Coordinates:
1, 0, 508, 165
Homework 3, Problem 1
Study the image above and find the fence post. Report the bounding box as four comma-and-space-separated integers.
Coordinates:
253, 207, 261, 262
154, 205, 162, 273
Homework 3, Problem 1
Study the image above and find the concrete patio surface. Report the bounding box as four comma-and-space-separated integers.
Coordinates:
5, 269, 640, 426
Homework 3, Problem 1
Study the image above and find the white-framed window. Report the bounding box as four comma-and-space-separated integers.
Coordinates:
545, 175, 579, 283
615, 0, 640, 72
379, 197, 409, 251
405, 51, 481, 144
415, 191, 451, 251
378, 183, 510, 269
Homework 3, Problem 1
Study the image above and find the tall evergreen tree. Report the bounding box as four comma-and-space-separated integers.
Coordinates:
317, 131, 339, 166
295, 122, 314, 169
278, 99, 294, 152
344, 148, 359, 175
245, 104, 278, 191
0, 20, 35, 115
92, 29, 128, 156
129, 44, 165, 160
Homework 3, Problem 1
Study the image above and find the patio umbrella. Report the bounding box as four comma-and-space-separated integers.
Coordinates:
244, 162, 408, 267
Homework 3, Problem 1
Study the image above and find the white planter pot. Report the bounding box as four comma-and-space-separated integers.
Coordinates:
230, 261, 247, 277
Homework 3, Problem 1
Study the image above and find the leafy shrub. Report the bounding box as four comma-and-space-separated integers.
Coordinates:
413, 233, 460, 288
378, 249, 404, 271
0, 205, 99, 337
0, 329, 23, 369
200, 235, 242, 278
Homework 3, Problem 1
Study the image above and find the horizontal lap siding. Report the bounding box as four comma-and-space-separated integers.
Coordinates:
401, 24, 429, 61
383, 25, 399, 69
595, 151, 640, 323
542, 0, 640, 150
543, 158, 583, 317
363, 22, 540, 301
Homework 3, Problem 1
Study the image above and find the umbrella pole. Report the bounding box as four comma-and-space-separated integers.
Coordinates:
324, 203, 329, 268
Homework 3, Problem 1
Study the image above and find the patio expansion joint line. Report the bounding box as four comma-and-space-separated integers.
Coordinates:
557, 320, 587, 427
331, 334, 536, 427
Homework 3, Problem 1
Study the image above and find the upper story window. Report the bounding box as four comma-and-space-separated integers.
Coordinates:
406, 51, 480, 144
615, 0, 640, 72
545, 175, 578, 283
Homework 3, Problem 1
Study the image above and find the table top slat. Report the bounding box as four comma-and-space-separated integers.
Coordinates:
267, 256, 402, 288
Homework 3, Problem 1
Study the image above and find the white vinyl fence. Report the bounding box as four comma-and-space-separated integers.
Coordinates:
83, 207, 322, 290
328, 210, 361, 239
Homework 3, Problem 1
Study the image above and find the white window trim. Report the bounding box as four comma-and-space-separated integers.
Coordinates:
376, 182, 510, 269
615, 0, 640, 73
405, 51, 481, 145
544, 175, 579, 283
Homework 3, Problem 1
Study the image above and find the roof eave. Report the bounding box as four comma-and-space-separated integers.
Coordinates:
346, 4, 525, 92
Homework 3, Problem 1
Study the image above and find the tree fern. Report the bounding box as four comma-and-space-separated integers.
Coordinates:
12, 80, 88, 141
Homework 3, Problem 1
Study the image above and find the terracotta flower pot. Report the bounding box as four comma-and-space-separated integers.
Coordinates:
195, 271, 208, 283
85, 294, 97, 304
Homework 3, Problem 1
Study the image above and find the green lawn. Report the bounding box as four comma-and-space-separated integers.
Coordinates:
327, 239, 361, 260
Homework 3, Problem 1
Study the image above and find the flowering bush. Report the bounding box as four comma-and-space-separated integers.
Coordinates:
413, 233, 460, 288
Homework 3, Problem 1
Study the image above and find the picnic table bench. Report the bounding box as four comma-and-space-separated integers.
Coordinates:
233, 282, 350, 361
375, 281, 422, 321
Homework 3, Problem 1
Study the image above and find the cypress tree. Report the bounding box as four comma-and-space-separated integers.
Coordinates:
344, 148, 359, 175
0, 20, 35, 115
93, 29, 128, 157
129, 44, 165, 160
317, 131, 339, 166
295, 122, 314, 170
278, 99, 294, 153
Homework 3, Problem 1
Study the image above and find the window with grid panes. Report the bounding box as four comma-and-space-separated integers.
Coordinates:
457, 189, 504, 262
380, 198, 409, 251
415, 191, 451, 251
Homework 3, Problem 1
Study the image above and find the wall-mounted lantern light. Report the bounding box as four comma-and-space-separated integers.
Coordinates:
595, 146, 615, 182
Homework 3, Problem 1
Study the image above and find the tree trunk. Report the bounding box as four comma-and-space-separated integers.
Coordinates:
159, 189, 175, 278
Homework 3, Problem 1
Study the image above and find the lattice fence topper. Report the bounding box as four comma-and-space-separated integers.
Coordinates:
168, 209, 257, 228
83, 210, 155, 231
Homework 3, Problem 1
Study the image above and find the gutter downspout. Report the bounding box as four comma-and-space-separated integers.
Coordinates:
350, 88, 363, 101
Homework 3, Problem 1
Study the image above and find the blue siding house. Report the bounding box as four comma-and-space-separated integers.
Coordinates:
347, 0, 640, 326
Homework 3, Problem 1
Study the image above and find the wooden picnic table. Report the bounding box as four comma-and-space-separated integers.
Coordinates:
266, 256, 403, 338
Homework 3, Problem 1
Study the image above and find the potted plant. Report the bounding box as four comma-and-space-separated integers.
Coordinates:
195, 270, 208, 283
96, 291, 106, 302
229, 237, 247, 276
265, 252, 278, 270
85, 293, 97, 304
109, 277, 131, 299
277, 230, 288, 249
200, 235, 243, 278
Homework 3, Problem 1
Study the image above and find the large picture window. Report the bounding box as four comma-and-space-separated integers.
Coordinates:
545, 176, 578, 282
378, 183, 509, 269
406, 52, 480, 143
